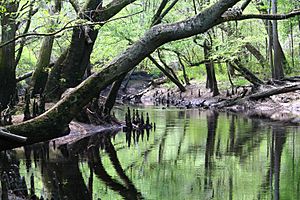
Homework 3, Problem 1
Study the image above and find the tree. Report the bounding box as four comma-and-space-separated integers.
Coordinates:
256, 0, 287, 79
29, 0, 62, 96
1, 0, 241, 149
0, 1, 19, 111
44, 0, 137, 101
272, 0, 285, 79
204, 37, 219, 96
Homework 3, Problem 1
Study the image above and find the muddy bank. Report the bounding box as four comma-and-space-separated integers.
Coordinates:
139, 80, 300, 124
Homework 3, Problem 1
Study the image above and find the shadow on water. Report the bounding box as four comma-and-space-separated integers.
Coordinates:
0, 108, 299, 199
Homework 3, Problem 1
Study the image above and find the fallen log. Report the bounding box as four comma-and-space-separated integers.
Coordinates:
248, 84, 300, 100
214, 84, 300, 108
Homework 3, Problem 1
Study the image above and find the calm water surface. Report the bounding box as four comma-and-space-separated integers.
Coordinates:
2, 107, 300, 200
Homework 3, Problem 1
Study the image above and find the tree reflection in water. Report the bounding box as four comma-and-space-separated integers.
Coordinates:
88, 137, 143, 200
0, 109, 299, 200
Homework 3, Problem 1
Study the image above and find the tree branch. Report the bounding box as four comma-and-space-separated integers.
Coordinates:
240, 0, 252, 11
0, 10, 142, 48
15, 0, 37, 67
221, 9, 300, 22
3, 0, 240, 149
152, 0, 179, 26
69, 0, 80, 13
151, 0, 169, 26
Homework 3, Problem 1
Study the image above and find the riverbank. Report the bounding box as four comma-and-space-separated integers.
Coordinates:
139, 80, 300, 124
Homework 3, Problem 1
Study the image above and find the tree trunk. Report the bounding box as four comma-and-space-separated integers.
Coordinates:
215, 84, 300, 108
245, 43, 268, 68
148, 55, 186, 92
231, 59, 264, 86
204, 39, 219, 96
272, 0, 284, 80
268, 18, 274, 77
0, 2, 18, 110
30, 0, 62, 96
255, 0, 289, 76
1, 0, 242, 150
290, 21, 295, 69
30, 36, 55, 96
104, 74, 126, 115
44, 26, 99, 101
178, 55, 190, 85
44, 0, 136, 101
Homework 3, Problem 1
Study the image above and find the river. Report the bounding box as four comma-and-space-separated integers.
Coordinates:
1, 107, 300, 200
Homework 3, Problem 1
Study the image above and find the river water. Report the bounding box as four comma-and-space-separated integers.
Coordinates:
1, 107, 300, 200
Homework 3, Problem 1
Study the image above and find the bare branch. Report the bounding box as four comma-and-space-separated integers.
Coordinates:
69, 0, 80, 13
240, 0, 252, 11
151, 0, 169, 26
15, 1, 37, 67
221, 9, 300, 22
152, 0, 179, 26
16, 71, 33, 82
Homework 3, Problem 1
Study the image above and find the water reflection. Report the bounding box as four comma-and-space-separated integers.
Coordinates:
0, 108, 300, 200
88, 138, 143, 200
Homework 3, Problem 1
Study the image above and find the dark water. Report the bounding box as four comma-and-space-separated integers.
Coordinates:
1, 107, 300, 200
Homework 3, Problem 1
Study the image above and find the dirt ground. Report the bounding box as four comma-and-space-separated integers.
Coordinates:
140, 80, 300, 124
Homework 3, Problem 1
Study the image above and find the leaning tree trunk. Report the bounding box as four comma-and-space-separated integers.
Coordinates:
244, 43, 268, 68
0, 2, 18, 111
231, 59, 264, 86
44, 0, 136, 101
1, 0, 247, 150
204, 39, 219, 96
30, 0, 62, 96
148, 55, 186, 92
30, 36, 55, 96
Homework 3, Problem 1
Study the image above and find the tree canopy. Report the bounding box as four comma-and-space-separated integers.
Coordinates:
0, 0, 300, 149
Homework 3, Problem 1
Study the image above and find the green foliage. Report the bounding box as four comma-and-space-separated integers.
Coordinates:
0, 5, 6, 13
2, 0, 300, 90
16, 47, 37, 76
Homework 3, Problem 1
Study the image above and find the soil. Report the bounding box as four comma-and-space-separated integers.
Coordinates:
139, 79, 300, 124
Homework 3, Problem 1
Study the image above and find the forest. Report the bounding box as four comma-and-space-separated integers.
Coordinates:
0, 0, 300, 199
0, 0, 300, 165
